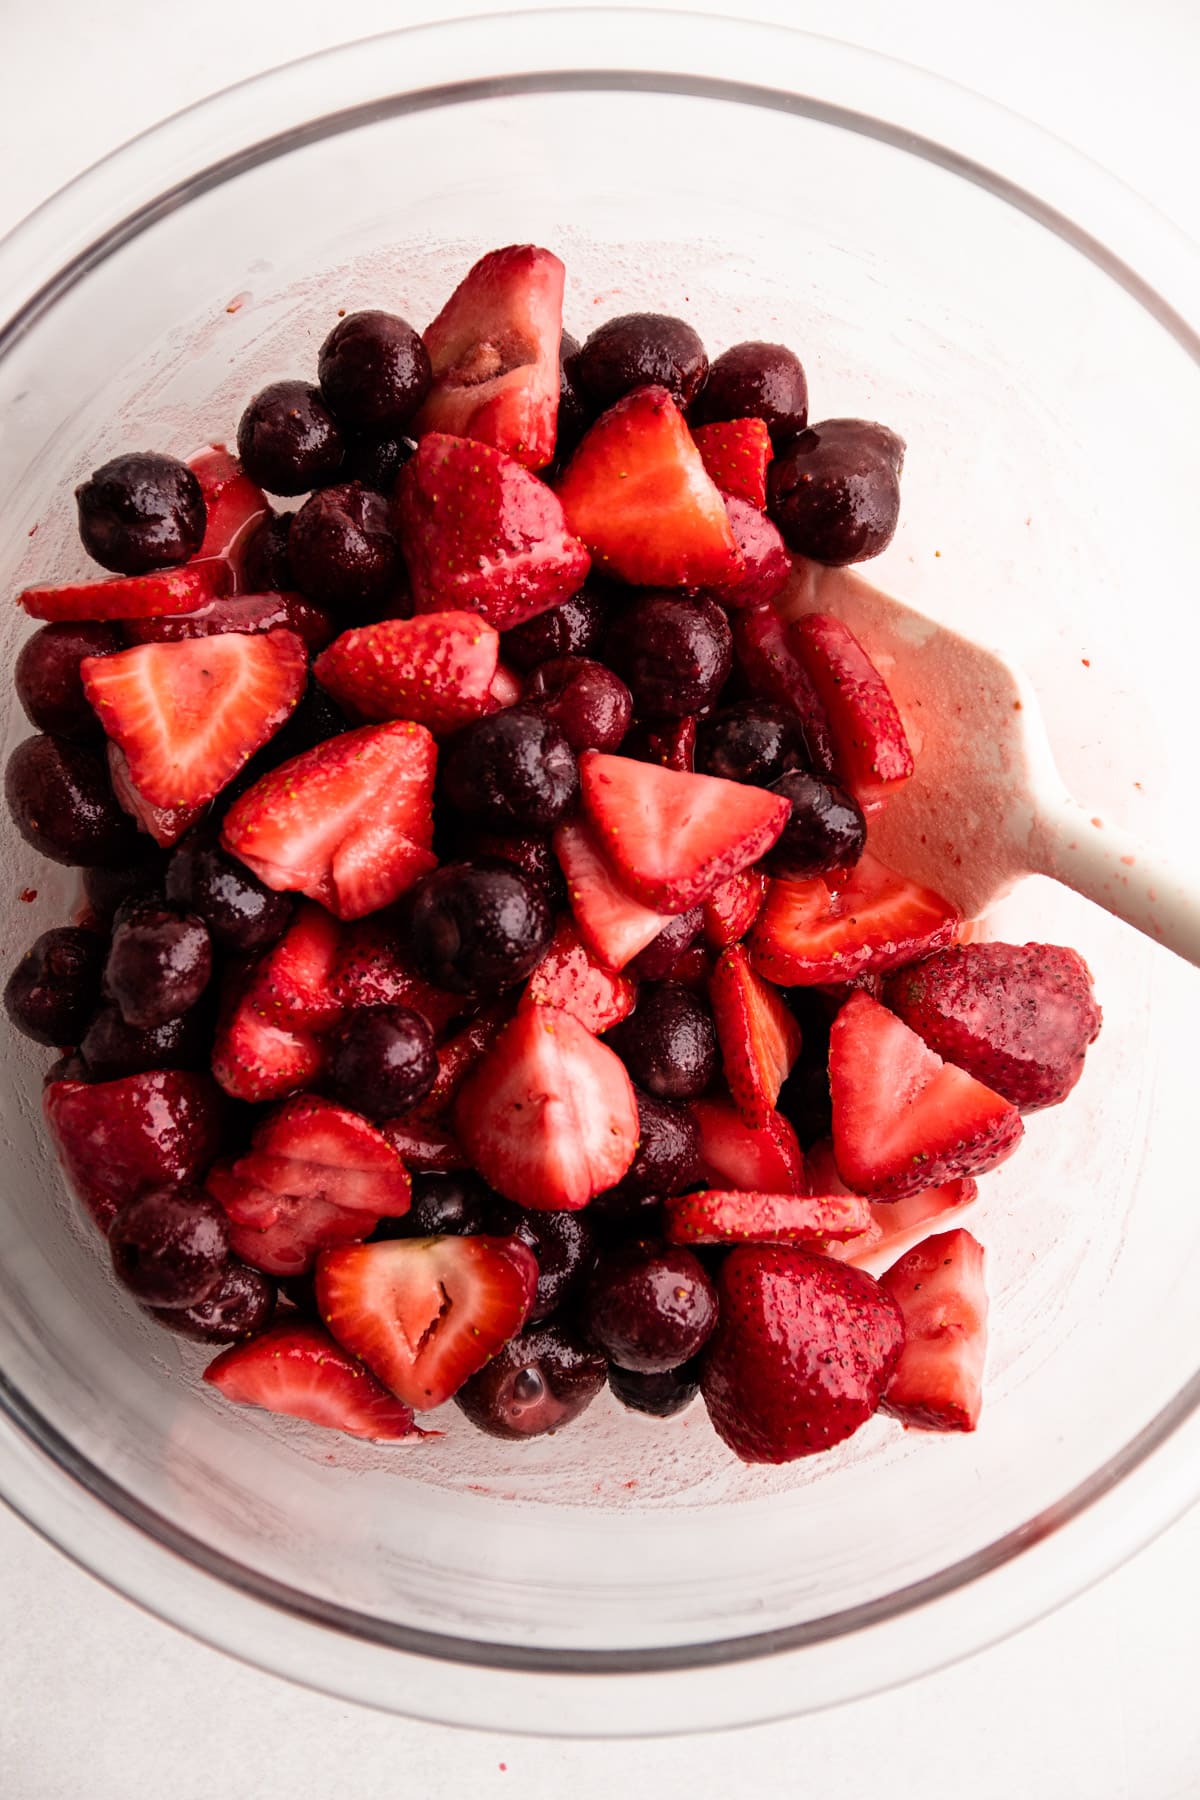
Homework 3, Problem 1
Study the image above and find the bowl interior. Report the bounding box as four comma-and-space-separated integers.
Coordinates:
1, 52, 1199, 1704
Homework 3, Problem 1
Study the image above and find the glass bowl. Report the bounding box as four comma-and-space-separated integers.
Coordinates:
0, 7, 1198, 1739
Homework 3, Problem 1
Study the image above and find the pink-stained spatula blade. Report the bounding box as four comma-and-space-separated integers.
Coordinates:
776, 559, 1200, 967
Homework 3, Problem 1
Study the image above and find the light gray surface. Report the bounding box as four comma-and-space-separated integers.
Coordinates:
0, 1498, 1197, 1798
1, 0, 1198, 1794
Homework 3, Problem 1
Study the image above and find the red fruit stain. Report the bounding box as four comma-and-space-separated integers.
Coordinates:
1081, 657, 1090, 667
18, 888, 37, 903
499, 1764, 507, 1773
27, 523, 38, 538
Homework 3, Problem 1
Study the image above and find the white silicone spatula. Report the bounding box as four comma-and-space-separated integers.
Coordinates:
775, 560, 1200, 966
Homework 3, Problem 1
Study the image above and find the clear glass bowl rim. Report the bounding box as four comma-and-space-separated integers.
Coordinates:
0, 6, 1198, 1735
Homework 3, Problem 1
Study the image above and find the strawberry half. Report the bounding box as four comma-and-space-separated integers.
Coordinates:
395, 433, 589, 629
709, 944, 803, 1128
204, 1322, 428, 1442
208, 1163, 377, 1276
328, 918, 464, 1036
790, 612, 914, 804
691, 1098, 808, 1195
244, 902, 344, 1032
81, 628, 306, 813
701, 1247, 905, 1463
414, 244, 565, 470
702, 870, 767, 948
882, 941, 1102, 1112
316, 1235, 538, 1410
313, 611, 500, 732
208, 1095, 409, 1274
238, 1095, 410, 1215
879, 1229, 988, 1431
691, 418, 773, 509
221, 721, 437, 920
521, 916, 637, 1034
44, 1070, 224, 1233
665, 1189, 871, 1247
579, 751, 789, 912
748, 852, 960, 987
211, 974, 327, 1104
829, 991, 1023, 1198
731, 607, 836, 774
18, 560, 230, 622
189, 445, 269, 565
553, 817, 676, 970
803, 1137, 978, 1267
454, 1005, 639, 1209
556, 385, 744, 587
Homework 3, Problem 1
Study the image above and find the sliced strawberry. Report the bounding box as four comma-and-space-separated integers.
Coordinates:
221, 721, 437, 920
245, 902, 344, 1032
455, 1006, 639, 1209
801, 1136, 977, 1267
709, 944, 803, 1128
395, 433, 590, 629
731, 607, 836, 773
703, 870, 767, 948
211, 979, 326, 1104
579, 750, 788, 912
553, 817, 675, 969
691, 418, 773, 509
317, 1235, 538, 1410
708, 497, 792, 610
189, 445, 269, 564
414, 244, 564, 470
829, 991, 1023, 1199
521, 916, 636, 1033
621, 715, 697, 772
328, 918, 464, 1035
238, 1095, 410, 1216
81, 628, 306, 813
879, 1229, 988, 1430
123, 589, 334, 652
665, 1188, 870, 1247
107, 741, 205, 848
882, 941, 1102, 1112
691, 1098, 807, 1195
379, 1117, 468, 1173
205, 1322, 429, 1441
790, 612, 914, 804
18, 560, 229, 622
208, 1163, 376, 1276
556, 386, 744, 587
701, 1247, 905, 1463
207, 1095, 408, 1273
313, 610, 500, 731
748, 853, 960, 987
44, 1070, 224, 1233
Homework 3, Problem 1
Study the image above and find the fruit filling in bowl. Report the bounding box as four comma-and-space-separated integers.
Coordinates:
5, 244, 1102, 1465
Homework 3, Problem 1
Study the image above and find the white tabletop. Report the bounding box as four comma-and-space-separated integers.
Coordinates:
1, 2, 1198, 1795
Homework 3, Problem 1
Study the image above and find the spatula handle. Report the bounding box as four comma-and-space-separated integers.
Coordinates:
1030, 796, 1200, 969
